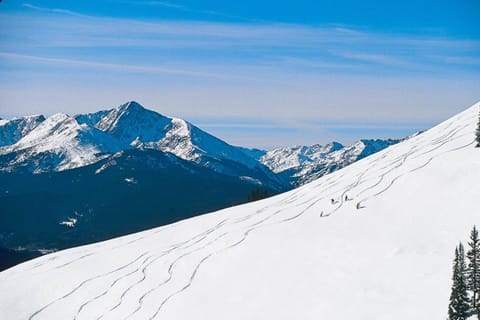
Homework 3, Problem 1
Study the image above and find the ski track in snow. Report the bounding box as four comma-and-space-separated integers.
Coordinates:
28, 252, 150, 320
124, 192, 323, 320
12, 107, 476, 320
144, 194, 326, 320
28, 185, 325, 320
356, 131, 473, 204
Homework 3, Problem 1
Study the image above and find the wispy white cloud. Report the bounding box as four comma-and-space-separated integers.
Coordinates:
0, 52, 238, 79
22, 3, 90, 18
124, 1, 186, 9
4, 8, 479, 80
120, 0, 261, 22
332, 51, 411, 67
12, 5, 480, 51
431, 55, 480, 66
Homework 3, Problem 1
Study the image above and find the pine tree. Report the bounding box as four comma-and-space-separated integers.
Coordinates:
467, 226, 480, 312
459, 244, 471, 319
476, 109, 480, 147
449, 246, 461, 320
449, 246, 460, 320
247, 188, 269, 202
449, 243, 470, 320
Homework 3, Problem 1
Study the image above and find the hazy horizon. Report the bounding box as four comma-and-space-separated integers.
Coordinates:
0, 99, 442, 150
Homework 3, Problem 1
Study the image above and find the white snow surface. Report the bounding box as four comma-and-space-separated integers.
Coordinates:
0, 103, 479, 320
0, 114, 45, 147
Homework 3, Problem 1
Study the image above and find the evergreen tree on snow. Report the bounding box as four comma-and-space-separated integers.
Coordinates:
247, 188, 269, 202
476, 109, 480, 147
449, 243, 470, 320
467, 226, 480, 311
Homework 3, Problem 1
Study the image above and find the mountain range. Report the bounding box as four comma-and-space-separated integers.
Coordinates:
0, 101, 401, 187
0, 101, 403, 270
246, 139, 401, 186
0, 102, 282, 188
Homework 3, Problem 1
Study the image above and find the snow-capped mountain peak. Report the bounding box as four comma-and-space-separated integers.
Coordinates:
255, 138, 399, 186
77, 101, 172, 145
0, 113, 119, 172
0, 102, 285, 189
0, 114, 46, 147
15, 113, 73, 147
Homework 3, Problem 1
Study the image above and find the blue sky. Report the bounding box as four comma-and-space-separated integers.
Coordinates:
0, 0, 479, 148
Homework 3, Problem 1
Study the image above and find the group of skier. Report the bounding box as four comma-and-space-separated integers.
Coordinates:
329, 194, 362, 210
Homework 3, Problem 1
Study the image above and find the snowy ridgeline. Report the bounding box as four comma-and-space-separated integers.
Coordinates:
0, 101, 273, 182
0, 102, 478, 319
254, 138, 401, 186
0, 101, 400, 189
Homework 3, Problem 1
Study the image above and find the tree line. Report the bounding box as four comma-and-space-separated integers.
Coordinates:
247, 188, 270, 202
476, 108, 480, 147
448, 226, 480, 320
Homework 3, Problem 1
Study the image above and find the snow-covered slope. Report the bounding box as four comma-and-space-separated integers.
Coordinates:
258, 139, 400, 186
0, 113, 118, 172
1, 102, 478, 319
0, 115, 45, 147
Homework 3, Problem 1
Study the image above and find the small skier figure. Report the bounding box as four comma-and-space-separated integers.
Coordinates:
345, 195, 348, 201
356, 202, 361, 210
331, 198, 335, 204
